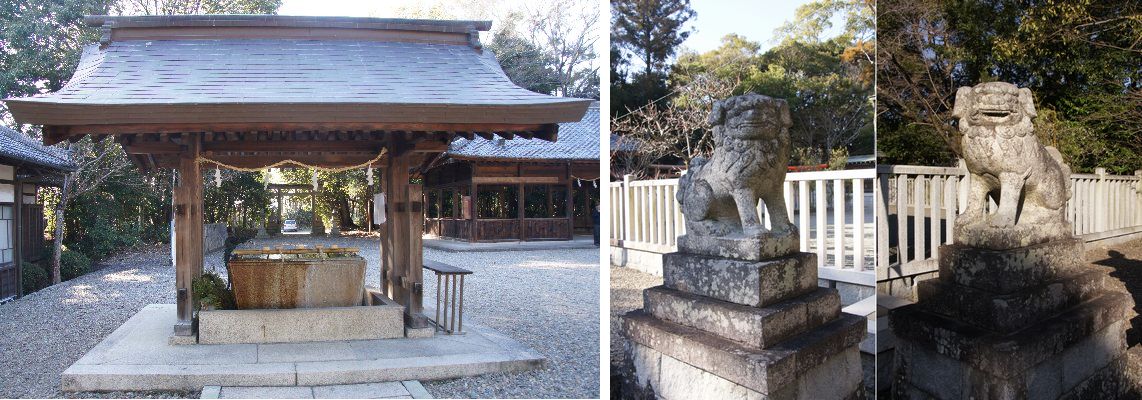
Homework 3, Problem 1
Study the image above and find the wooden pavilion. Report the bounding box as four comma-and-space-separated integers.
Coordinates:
0, 126, 76, 301
4, 15, 590, 336
423, 102, 600, 242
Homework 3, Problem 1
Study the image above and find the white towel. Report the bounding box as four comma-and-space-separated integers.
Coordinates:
373, 193, 387, 225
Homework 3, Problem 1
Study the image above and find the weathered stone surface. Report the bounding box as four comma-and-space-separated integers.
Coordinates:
626, 342, 862, 400
644, 285, 839, 349
951, 82, 1073, 250
894, 319, 1132, 400
199, 300, 404, 344
917, 268, 1120, 332
676, 232, 798, 261
622, 309, 865, 395
663, 252, 817, 307
676, 94, 796, 239
891, 291, 1133, 378
937, 238, 1087, 294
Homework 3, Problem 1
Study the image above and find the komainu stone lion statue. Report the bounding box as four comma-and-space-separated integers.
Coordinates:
952, 82, 1073, 248
677, 93, 795, 238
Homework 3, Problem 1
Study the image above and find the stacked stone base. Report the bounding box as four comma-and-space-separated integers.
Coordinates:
891, 238, 1141, 399
622, 247, 866, 400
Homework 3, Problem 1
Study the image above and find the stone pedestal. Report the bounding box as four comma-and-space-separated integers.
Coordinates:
621, 241, 866, 399
891, 238, 1141, 399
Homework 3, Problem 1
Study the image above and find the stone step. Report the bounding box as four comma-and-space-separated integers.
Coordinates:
201, 380, 432, 399
663, 251, 817, 307
918, 268, 1124, 332
621, 308, 865, 395
938, 238, 1087, 294
643, 285, 840, 349
890, 290, 1134, 379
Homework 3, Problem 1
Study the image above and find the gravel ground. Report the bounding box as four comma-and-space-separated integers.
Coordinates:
0, 234, 600, 399
0, 243, 198, 399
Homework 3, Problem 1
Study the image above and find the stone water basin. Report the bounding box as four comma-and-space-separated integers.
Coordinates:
228, 247, 366, 309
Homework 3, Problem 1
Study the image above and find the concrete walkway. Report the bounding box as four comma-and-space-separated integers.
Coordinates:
423, 235, 598, 252
202, 381, 431, 399
63, 304, 543, 392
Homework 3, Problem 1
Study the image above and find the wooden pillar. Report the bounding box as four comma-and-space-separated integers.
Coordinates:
13, 179, 22, 298
408, 183, 425, 322
517, 164, 526, 241
382, 142, 429, 328
565, 163, 574, 239
469, 182, 477, 243
173, 134, 203, 336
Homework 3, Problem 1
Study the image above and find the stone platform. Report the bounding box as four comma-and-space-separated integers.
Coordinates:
63, 304, 544, 392
622, 251, 865, 399
891, 240, 1142, 399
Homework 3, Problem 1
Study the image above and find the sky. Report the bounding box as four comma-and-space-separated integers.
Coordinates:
680, 0, 845, 54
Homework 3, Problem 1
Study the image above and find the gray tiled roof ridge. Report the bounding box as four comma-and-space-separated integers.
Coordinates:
446, 100, 600, 161
84, 15, 493, 31
0, 125, 76, 171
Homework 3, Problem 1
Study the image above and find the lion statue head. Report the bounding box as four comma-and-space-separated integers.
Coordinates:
952, 81, 1037, 139
707, 93, 792, 141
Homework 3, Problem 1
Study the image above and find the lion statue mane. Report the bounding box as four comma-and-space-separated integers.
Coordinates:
952, 82, 1072, 246
677, 93, 795, 237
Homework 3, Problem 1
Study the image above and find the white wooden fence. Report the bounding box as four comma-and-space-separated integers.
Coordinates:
877, 164, 1142, 282
610, 169, 877, 286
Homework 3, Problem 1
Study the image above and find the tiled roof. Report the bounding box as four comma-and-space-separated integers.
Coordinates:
0, 126, 76, 171
447, 102, 600, 162
4, 15, 590, 130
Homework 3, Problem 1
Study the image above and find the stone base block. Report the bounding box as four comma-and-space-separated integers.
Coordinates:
895, 320, 1134, 400
405, 325, 435, 338
917, 268, 1121, 332
644, 285, 840, 349
663, 252, 817, 307
677, 232, 798, 261
938, 238, 1086, 294
953, 220, 1073, 250
199, 294, 404, 344
891, 291, 1136, 399
622, 309, 864, 396
624, 333, 862, 400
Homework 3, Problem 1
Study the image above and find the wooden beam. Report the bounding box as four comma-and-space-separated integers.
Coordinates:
202, 140, 385, 153
472, 176, 559, 184
52, 122, 550, 136
123, 142, 186, 154
173, 133, 203, 336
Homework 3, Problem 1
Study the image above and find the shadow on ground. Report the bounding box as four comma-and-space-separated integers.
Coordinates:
1091, 240, 1142, 347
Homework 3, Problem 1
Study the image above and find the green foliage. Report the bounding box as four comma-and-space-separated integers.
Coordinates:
487, 20, 560, 94
21, 262, 49, 294
876, 0, 1142, 170
59, 249, 92, 281
611, 0, 696, 77
191, 271, 236, 311
204, 170, 272, 229
0, 0, 113, 123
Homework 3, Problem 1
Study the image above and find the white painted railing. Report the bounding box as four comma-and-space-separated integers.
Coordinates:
610, 169, 877, 286
877, 164, 1142, 282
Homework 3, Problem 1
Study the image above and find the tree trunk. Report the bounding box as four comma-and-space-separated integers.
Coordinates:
51, 173, 73, 284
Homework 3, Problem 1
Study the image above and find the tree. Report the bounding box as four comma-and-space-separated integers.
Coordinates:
486, 17, 561, 94
876, 0, 1142, 171
3, 0, 282, 283
112, 0, 280, 15
524, 0, 599, 97
611, 0, 695, 79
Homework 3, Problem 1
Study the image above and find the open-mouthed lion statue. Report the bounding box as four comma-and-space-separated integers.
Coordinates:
677, 93, 795, 238
952, 82, 1073, 248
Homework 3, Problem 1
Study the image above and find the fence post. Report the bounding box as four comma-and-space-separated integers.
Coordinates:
622, 174, 632, 243
875, 173, 889, 274
1136, 170, 1142, 226
1096, 168, 1108, 233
